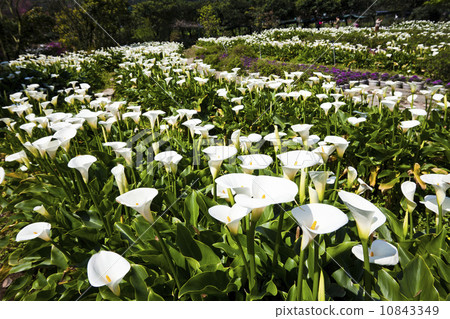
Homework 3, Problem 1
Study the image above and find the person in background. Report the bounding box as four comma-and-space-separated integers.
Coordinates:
334, 17, 340, 29
375, 17, 383, 32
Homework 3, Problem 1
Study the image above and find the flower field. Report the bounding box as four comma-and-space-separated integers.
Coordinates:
0, 23, 449, 301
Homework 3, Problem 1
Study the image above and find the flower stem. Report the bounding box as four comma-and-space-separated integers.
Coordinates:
312, 238, 321, 300
296, 247, 306, 301
247, 220, 257, 294
409, 211, 413, 239
438, 202, 443, 233
361, 239, 372, 300
299, 168, 307, 204
227, 188, 235, 206
332, 158, 342, 202
232, 234, 251, 289
153, 225, 181, 298
272, 209, 285, 268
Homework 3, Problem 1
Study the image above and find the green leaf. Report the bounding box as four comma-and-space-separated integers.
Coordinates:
176, 223, 201, 259
51, 245, 68, 269
324, 241, 359, 265
318, 270, 325, 301
9, 262, 33, 274
115, 222, 141, 246
147, 287, 164, 301
429, 254, 450, 284
130, 264, 148, 301
185, 191, 199, 227
416, 229, 447, 257
399, 255, 439, 301
377, 269, 405, 301
179, 271, 236, 297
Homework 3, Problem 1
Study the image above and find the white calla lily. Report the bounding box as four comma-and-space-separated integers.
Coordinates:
351, 240, 399, 265
87, 251, 131, 296
292, 204, 348, 250
68, 155, 97, 183
111, 164, 128, 195
16, 222, 51, 242
338, 190, 386, 240
116, 188, 158, 223
235, 175, 297, 221
401, 181, 417, 213
238, 154, 273, 174
420, 174, 450, 206
208, 204, 251, 235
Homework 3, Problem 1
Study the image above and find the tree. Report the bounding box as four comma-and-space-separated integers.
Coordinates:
197, 4, 221, 37
54, 0, 129, 51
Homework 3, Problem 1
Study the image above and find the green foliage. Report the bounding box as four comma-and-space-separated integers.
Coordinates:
54, 0, 129, 50
197, 4, 221, 38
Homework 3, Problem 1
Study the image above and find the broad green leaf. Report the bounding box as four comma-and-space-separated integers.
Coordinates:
324, 241, 359, 265
318, 270, 325, 301
51, 245, 68, 269
185, 191, 199, 227
9, 262, 33, 274
377, 269, 405, 301
147, 287, 164, 301
130, 264, 148, 301
399, 255, 439, 301
179, 271, 236, 297
176, 223, 201, 259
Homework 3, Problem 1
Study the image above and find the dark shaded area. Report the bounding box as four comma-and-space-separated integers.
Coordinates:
0, 0, 448, 61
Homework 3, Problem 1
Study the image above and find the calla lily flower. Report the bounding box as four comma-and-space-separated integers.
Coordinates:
238, 154, 273, 174
338, 190, 386, 240
401, 181, 417, 213
399, 120, 420, 132
68, 155, 97, 183
356, 178, 373, 195
33, 205, 50, 219
231, 130, 240, 150
115, 148, 133, 166
99, 117, 117, 133
420, 195, 450, 215
155, 151, 183, 174
352, 240, 399, 266
312, 142, 336, 163
5, 150, 29, 166
320, 102, 333, 115
324, 136, 349, 158
87, 251, 131, 296
347, 117, 366, 127
263, 126, 286, 152
291, 124, 313, 146
111, 164, 128, 195
347, 166, 358, 188
420, 174, 450, 206
208, 204, 251, 235
103, 141, 127, 151
53, 127, 77, 152
182, 119, 202, 138
116, 188, 158, 223
235, 175, 297, 221
142, 110, 165, 130
309, 171, 332, 202
216, 173, 255, 197
277, 150, 322, 180
0, 167, 4, 184
42, 140, 61, 159
19, 122, 36, 136
203, 146, 237, 179
292, 204, 348, 250
16, 222, 51, 242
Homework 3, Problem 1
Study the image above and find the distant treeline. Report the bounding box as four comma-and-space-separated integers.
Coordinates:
0, 0, 448, 60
